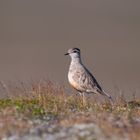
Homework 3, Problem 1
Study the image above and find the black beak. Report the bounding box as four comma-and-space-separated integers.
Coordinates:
65, 53, 69, 55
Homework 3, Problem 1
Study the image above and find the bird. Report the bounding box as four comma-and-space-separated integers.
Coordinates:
65, 48, 113, 104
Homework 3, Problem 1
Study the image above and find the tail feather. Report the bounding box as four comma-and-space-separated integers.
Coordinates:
101, 90, 114, 105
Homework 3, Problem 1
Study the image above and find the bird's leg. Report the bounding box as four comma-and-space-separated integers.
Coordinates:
77, 92, 86, 106
81, 92, 86, 107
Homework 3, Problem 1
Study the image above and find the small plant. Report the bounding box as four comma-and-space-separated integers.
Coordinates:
0, 81, 139, 139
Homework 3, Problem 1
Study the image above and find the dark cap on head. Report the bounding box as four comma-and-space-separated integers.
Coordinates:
72, 48, 80, 52
65, 48, 80, 55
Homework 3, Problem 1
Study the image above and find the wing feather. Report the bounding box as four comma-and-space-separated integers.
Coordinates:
72, 65, 103, 94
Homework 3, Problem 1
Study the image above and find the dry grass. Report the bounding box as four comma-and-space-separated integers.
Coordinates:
0, 80, 140, 139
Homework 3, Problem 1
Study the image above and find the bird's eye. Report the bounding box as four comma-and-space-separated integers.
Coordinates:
73, 51, 77, 53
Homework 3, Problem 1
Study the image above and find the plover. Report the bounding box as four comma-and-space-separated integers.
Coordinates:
65, 48, 113, 104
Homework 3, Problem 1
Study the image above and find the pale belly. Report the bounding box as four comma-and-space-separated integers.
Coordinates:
68, 73, 81, 90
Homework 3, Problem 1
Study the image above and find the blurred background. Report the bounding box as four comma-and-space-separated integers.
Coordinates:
0, 0, 140, 98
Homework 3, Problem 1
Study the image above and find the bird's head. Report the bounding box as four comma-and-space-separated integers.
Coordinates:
65, 48, 81, 59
